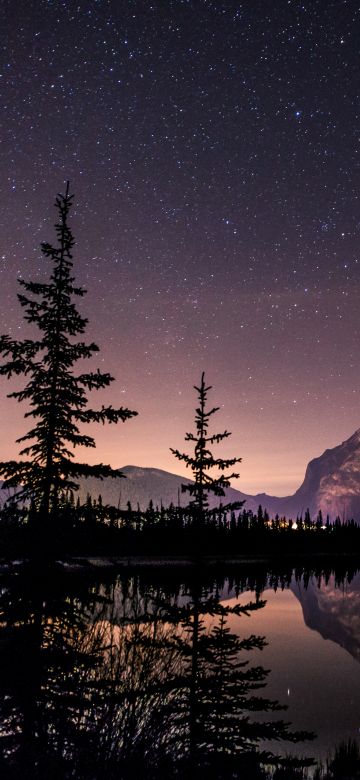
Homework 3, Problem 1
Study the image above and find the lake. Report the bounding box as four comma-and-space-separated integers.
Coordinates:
1, 561, 359, 778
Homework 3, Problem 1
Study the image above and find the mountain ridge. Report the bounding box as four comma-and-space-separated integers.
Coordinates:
76, 429, 360, 519
3, 429, 360, 519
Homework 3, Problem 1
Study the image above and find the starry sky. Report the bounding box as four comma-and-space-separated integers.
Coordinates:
1, 0, 360, 496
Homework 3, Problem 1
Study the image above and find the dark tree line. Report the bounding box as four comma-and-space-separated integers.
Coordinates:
1, 490, 360, 558
0, 184, 360, 560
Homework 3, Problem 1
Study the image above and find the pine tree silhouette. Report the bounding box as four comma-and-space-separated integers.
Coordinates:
170, 372, 242, 525
0, 183, 137, 517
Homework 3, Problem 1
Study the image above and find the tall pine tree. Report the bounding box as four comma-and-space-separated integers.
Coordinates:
171, 372, 242, 525
0, 183, 137, 516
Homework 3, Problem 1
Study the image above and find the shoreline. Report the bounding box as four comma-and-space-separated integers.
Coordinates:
2, 551, 360, 575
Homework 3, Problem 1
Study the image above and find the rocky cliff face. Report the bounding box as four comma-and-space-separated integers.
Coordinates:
285, 429, 360, 520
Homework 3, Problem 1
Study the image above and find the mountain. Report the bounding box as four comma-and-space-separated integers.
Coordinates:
265, 428, 360, 520
76, 466, 260, 514
77, 429, 360, 520
288, 428, 360, 520
242, 428, 360, 520
3, 429, 360, 519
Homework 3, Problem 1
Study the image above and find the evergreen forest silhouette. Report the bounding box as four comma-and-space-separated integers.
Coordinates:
0, 185, 360, 559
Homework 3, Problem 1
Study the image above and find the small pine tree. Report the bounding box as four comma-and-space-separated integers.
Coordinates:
316, 509, 323, 531
304, 508, 312, 531
170, 372, 242, 525
0, 183, 137, 518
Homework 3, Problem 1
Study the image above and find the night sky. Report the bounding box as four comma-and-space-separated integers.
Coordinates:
1, 0, 360, 496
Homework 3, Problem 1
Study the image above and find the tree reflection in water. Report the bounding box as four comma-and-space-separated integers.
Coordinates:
0, 565, 318, 779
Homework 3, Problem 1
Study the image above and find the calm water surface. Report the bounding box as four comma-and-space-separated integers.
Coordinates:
227, 573, 360, 758
1, 563, 360, 776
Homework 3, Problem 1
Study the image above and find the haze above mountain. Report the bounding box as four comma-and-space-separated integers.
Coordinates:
75, 428, 360, 520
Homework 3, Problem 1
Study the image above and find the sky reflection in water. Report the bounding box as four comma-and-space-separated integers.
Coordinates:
225, 573, 360, 759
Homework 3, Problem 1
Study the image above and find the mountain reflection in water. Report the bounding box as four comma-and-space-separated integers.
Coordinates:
0, 563, 359, 779
291, 572, 360, 663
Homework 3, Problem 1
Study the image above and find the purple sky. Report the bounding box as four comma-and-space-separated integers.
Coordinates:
1, 0, 360, 495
